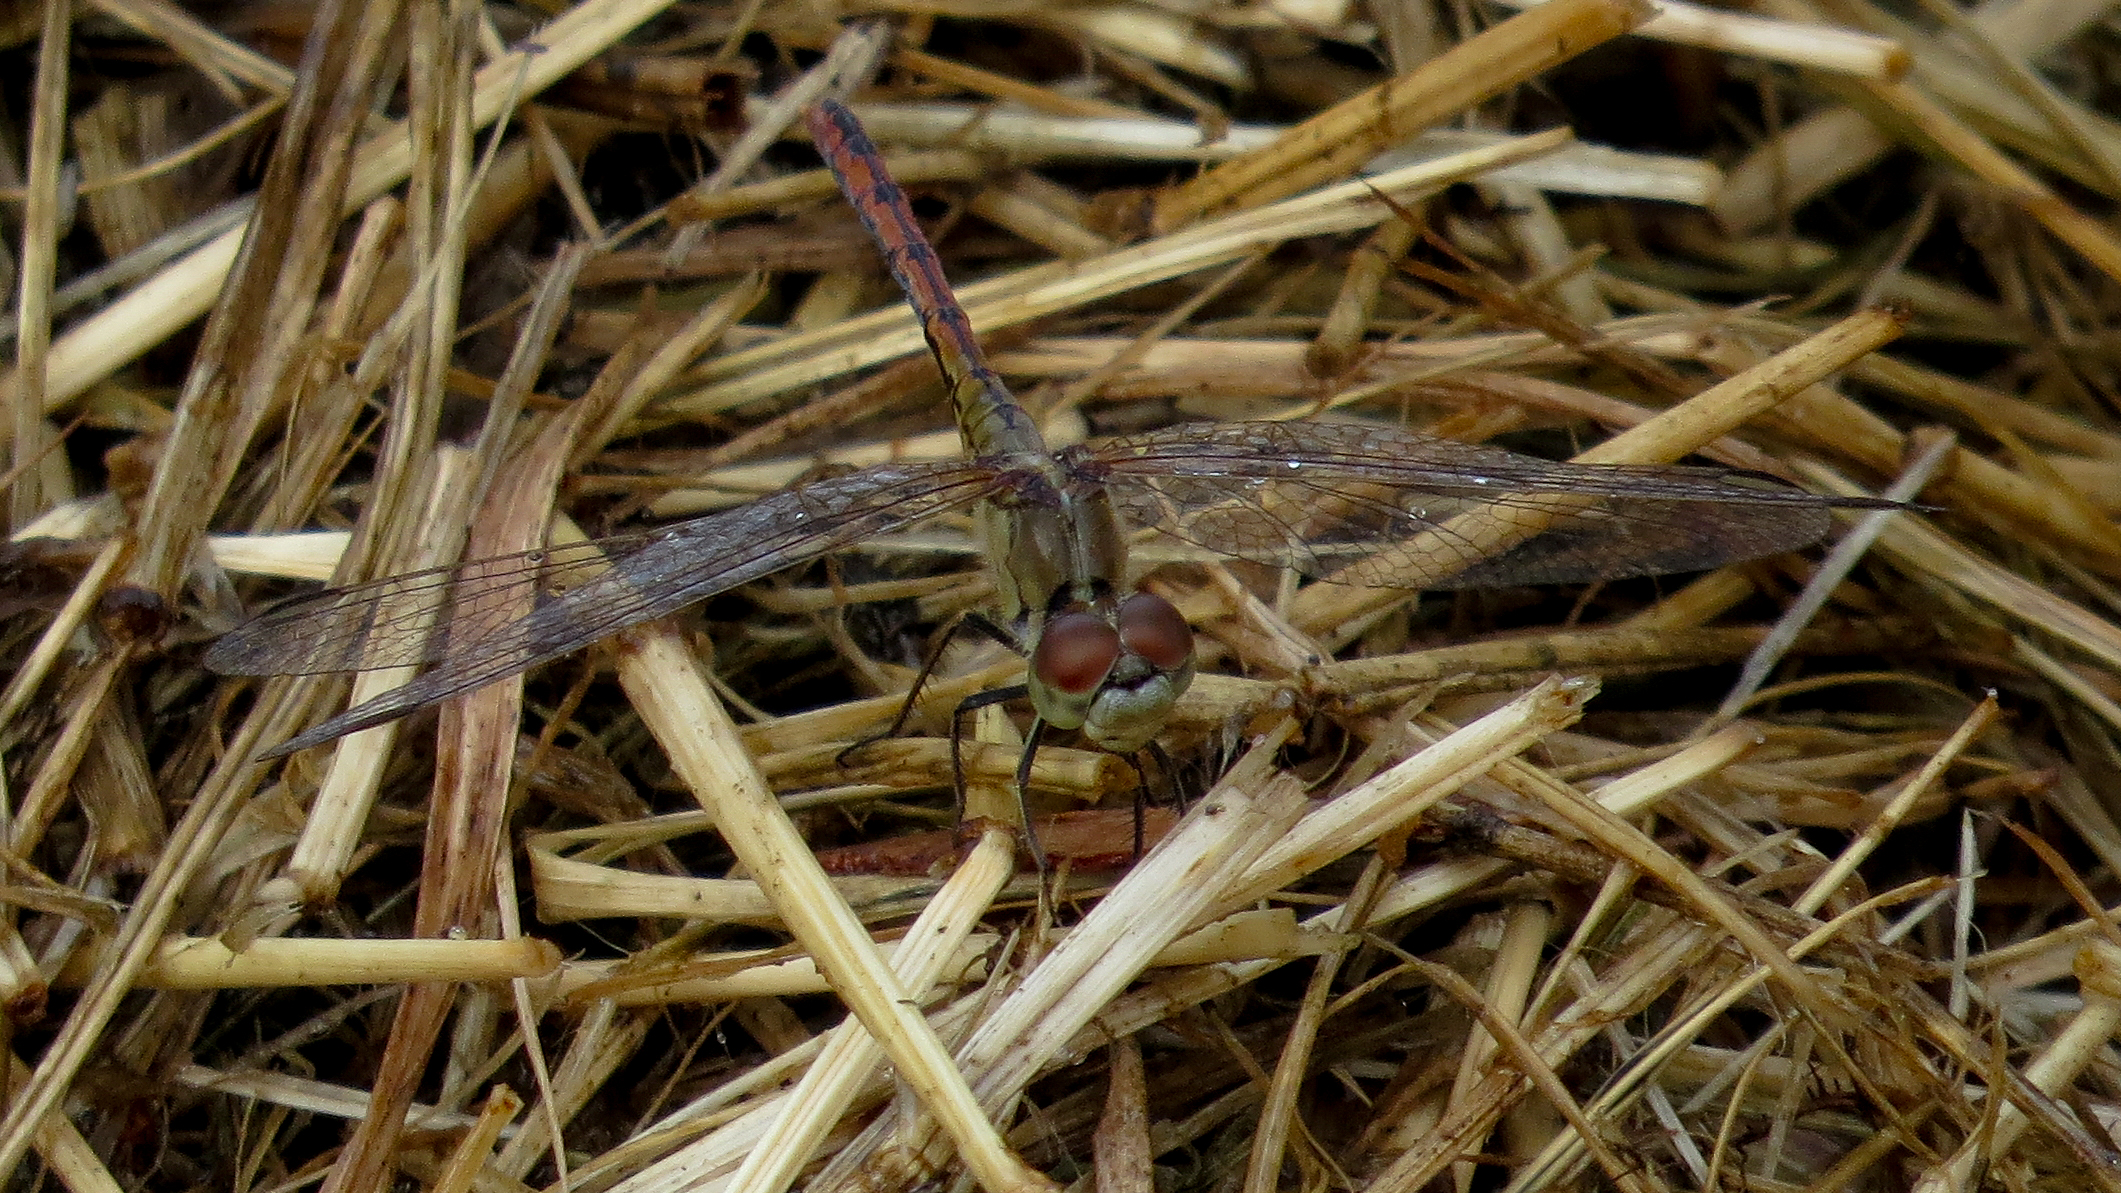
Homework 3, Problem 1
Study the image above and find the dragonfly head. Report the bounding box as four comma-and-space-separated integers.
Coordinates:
1029, 593, 1195, 755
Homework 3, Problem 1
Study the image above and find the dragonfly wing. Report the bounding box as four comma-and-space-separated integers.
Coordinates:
206, 531, 677, 676
1090, 421, 1864, 590
212, 460, 1006, 753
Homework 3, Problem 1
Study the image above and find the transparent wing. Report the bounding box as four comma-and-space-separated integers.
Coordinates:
1087, 421, 1890, 590
207, 460, 1009, 752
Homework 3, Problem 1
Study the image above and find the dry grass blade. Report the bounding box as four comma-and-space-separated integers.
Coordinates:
11, 0, 2121, 1190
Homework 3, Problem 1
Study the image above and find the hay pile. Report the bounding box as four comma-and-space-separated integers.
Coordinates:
3, 0, 2120, 1189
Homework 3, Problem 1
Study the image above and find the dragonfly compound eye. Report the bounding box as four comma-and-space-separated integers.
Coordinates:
1116, 593, 1192, 672
1033, 612, 1122, 695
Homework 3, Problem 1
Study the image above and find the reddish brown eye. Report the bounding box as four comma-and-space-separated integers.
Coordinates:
1032, 613, 1121, 695
1117, 593, 1192, 671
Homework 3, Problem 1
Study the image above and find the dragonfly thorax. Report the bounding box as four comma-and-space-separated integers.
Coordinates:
1029, 593, 1196, 755
978, 455, 1130, 622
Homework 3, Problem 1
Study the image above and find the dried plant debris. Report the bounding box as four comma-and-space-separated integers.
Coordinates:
9, 0, 2121, 1189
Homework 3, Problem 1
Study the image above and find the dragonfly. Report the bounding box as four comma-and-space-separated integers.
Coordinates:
210, 100, 1896, 821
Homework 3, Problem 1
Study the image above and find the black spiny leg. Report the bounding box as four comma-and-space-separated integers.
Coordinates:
948, 683, 1048, 873
837, 609, 1028, 769
1124, 741, 1183, 861
838, 607, 1063, 879
1146, 740, 1183, 808
1015, 717, 1050, 877
1122, 752, 1152, 861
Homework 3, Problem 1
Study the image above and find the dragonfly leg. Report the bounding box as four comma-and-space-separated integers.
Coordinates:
1112, 742, 1185, 861
1116, 752, 1150, 860
1145, 740, 1182, 808
948, 685, 1051, 876
959, 609, 1030, 652
836, 609, 1027, 769
948, 682, 1029, 817
1014, 717, 1050, 878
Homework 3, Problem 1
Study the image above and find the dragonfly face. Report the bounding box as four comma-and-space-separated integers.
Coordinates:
1026, 594, 1196, 752
1044, 594, 1196, 754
